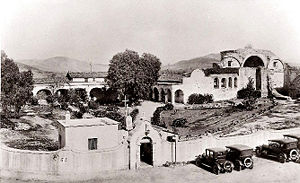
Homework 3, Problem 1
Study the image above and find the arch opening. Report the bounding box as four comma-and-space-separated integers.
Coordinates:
90, 87, 106, 101
167, 89, 172, 103
175, 89, 184, 103
36, 89, 52, 100
160, 89, 166, 103
140, 137, 153, 166
153, 88, 159, 102
243, 56, 264, 68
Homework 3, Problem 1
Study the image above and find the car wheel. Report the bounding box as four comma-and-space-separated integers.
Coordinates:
213, 165, 219, 175
244, 157, 253, 169
289, 149, 299, 162
279, 153, 287, 163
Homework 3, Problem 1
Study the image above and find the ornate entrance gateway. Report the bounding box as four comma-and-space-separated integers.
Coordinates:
140, 137, 153, 165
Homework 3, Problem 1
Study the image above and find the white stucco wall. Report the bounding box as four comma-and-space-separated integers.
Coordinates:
172, 69, 240, 102
61, 124, 120, 151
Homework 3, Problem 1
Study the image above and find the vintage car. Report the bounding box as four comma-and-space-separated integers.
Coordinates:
255, 138, 300, 163
195, 148, 234, 175
284, 134, 300, 149
226, 144, 254, 171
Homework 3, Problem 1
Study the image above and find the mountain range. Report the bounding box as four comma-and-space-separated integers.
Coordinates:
15, 54, 300, 78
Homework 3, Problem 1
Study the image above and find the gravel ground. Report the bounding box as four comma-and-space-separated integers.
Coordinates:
1, 157, 300, 183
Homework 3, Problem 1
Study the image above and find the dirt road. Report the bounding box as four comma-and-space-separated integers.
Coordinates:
2, 157, 300, 183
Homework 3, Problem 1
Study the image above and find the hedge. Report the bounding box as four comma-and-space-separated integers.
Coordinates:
187, 93, 213, 104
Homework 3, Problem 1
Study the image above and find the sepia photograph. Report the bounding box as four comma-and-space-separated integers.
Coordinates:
1, 0, 300, 182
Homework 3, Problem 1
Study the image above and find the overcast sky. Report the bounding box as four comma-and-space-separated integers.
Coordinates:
1, 0, 300, 64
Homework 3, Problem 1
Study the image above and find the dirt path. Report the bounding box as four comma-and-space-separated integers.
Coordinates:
2, 157, 300, 183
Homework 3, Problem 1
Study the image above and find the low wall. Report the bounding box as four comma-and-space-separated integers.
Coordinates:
175, 127, 300, 162
0, 141, 129, 181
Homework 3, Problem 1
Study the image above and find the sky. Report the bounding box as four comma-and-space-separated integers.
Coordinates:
1, 0, 300, 65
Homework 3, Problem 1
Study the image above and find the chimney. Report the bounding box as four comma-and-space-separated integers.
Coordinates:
65, 111, 71, 121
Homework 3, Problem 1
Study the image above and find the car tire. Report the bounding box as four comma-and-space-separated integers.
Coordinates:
244, 157, 253, 169
289, 149, 299, 162
279, 153, 287, 163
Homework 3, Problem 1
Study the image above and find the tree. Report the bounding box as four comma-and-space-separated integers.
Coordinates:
106, 50, 161, 103
1, 51, 34, 118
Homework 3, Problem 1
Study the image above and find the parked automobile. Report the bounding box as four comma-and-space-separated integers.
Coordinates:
284, 134, 300, 149
255, 139, 300, 163
195, 148, 234, 175
226, 144, 254, 171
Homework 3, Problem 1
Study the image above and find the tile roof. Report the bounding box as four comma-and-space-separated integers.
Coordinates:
67, 72, 107, 78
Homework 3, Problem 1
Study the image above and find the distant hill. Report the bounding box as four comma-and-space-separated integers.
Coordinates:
162, 53, 221, 73
16, 56, 109, 73
16, 62, 56, 78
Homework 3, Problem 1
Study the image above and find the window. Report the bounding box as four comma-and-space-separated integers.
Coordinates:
228, 77, 232, 88
88, 138, 98, 150
221, 78, 226, 88
228, 61, 232, 67
273, 61, 277, 68
84, 78, 88, 82
214, 78, 219, 88
234, 77, 238, 88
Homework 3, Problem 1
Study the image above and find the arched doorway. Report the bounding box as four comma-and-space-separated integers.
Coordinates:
149, 88, 153, 100
36, 89, 52, 100
90, 87, 106, 102
153, 88, 159, 102
160, 89, 165, 103
243, 56, 265, 90
175, 89, 184, 103
167, 89, 172, 103
140, 137, 153, 166
56, 89, 68, 97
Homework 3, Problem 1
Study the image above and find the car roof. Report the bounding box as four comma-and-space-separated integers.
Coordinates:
284, 134, 300, 139
206, 147, 226, 152
226, 144, 253, 151
269, 138, 298, 144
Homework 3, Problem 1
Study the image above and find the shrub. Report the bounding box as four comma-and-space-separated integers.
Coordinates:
151, 103, 174, 127
172, 118, 187, 127
88, 100, 99, 110
106, 105, 119, 112
93, 110, 106, 117
130, 108, 139, 121
30, 96, 39, 105
106, 112, 126, 128
73, 111, 83, 119
163, 103, 174, 110
187, 93, 213, 104
60, 102, 69, 110
237, 78, 260, 99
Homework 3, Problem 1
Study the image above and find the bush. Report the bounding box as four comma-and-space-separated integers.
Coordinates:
187, 93, 213, 104
30, 96, 39, 105
88, 100, 99, 110
93, 110, 106, 117
151, 103, 174, 127
163, 103, 174, 110
237, 78, 260, 99
60, 102, 69, 110
130, 108, 139, 121
106, 112, 126, 127
73, 111, 83, 119
106, 105, 119, 112
172, 118, 187, 127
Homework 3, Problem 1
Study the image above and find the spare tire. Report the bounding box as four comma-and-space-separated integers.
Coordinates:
244, 157, 253, 168
289, 149, 299, 161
